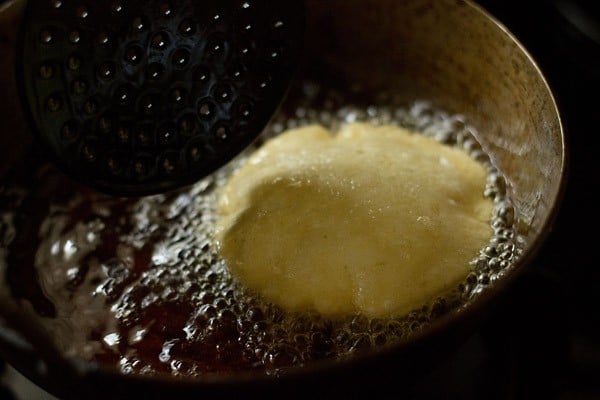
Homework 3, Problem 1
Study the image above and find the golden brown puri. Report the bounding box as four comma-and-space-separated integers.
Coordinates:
216, 123, 493, 317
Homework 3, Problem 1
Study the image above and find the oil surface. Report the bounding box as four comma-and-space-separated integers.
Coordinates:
0, 85, 521, 377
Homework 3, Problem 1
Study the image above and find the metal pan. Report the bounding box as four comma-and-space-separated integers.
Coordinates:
0, 0, 566, 398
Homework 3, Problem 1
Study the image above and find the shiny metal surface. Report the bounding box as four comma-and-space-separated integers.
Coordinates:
0, 0, 566, 398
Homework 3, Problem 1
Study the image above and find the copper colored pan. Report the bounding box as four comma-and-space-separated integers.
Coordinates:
0, 0, 566, 398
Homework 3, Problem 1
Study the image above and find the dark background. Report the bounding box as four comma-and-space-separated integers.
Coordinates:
2, 0, 599, 399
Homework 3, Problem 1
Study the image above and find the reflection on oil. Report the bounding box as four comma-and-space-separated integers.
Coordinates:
0, 86, 521, 377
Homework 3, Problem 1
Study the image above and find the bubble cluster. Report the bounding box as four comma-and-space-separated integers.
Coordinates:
0, 84, 520, 378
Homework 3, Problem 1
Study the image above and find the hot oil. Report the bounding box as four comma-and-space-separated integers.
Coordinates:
0, 85, 521, 377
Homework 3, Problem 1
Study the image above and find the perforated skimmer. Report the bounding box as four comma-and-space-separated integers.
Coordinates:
17, 0, 304, 196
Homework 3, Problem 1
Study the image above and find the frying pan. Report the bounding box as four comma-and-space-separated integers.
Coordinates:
0, 0, 566, 398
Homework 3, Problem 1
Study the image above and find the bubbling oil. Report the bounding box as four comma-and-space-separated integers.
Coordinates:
0, 88, 521, 377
